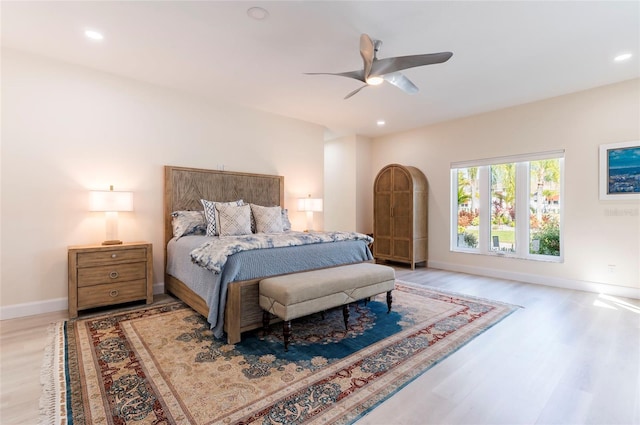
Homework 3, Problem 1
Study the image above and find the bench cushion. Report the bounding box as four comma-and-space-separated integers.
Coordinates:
259, 263, 395, 321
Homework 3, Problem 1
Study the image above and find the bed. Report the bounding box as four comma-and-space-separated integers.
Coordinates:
163, 165, 373, 344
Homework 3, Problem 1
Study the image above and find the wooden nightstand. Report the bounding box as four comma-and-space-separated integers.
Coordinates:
68, 242, 153, 318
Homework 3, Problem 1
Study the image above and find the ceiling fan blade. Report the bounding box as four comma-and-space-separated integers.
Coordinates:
344, 84, 369, 100
359, 33, 375, 80
372, 51, 453, 75
383, 72, 419, 94
304, 70, 365, 83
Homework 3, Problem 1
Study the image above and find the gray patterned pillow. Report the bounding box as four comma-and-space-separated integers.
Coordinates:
171, 211, 206, 239
250, 204, 283, 233
281, 208, 292, 231
201, 199, 244, 236
216, 204, 252, 236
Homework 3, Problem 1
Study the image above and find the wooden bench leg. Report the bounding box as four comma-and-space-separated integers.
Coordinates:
342, 304, 350, 330
262, 310, 270, 334
386, 290, 393, 313
283, 320, 292, 351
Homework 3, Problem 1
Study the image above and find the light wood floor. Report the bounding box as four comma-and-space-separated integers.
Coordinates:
1, 267, 638, 424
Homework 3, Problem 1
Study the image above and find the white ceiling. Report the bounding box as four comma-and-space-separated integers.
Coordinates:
2, 1, 639, 138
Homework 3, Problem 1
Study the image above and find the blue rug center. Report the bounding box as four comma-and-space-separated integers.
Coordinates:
241, 300, 403, 362
177, 299, 405, 377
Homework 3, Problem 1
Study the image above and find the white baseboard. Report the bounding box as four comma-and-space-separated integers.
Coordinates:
0, 282, 167, 321
428, 260, 640, 300
0, 297, 69, 321
3, 268, 637, 321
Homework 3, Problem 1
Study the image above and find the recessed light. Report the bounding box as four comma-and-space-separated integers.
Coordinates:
247, 7, 269, 20
376, 120, 386, 126
84, 29, 104, 41
614, 53, 632, 62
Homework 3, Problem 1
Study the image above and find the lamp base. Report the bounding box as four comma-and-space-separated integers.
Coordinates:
102, 239, 123, 246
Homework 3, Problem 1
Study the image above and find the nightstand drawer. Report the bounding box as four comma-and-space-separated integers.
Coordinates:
77, 262, 147, 287
78, 279, 147, 309
77, 248, 147, 267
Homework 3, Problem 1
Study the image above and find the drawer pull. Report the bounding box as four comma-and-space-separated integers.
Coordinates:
109, 290, 119, 298
109, 271, 119, 279
111, 254, 117, 258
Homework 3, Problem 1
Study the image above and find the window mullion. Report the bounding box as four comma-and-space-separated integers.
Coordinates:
478, 166, 490, 253
450, 169, 458, 250
515, 162, 529, 258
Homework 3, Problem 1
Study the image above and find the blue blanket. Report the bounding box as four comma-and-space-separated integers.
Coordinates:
190, 231, 373, 273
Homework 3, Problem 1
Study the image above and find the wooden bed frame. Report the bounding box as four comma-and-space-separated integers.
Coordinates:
164, 165, 284, 344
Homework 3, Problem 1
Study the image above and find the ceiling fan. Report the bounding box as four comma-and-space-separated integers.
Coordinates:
306, 33, 453, 99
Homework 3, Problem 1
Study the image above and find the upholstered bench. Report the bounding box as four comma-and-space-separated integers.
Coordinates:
259, 262, 396, 350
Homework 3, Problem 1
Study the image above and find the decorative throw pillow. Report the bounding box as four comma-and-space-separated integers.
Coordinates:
171, 210, 206, 239
281, 208, 292, 231
201, 199, 244, 236
250, 204, 283, 233
248, 205, 288, 232
216, 204, 252, 236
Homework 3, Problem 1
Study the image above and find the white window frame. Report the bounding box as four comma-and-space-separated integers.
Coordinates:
450, 150, 564, 262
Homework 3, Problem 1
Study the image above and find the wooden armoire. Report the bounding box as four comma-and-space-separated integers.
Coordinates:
373, 164, 428, 269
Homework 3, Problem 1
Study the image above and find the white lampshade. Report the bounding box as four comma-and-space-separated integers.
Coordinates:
297, 196, 323, 212
297, 194, 322, 232
89, 189, 133, 212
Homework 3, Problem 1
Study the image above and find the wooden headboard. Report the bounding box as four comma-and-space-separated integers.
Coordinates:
163, 165, 285, 248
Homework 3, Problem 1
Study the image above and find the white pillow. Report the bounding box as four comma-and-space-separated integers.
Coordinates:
250, 204, 283, 233
216, 204, 252, 236
201, 199, 243, 236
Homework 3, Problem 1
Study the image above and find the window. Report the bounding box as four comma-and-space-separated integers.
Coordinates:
451, 151, 564, 261
455, 167, 479, 249
529, 158, 561, 256
490, 163, 516, 253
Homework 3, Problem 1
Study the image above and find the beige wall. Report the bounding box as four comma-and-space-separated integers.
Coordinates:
1, 49, 325, 315
324, 134, 372, 233
355, 135, 373, 234
325, 135, 357, 232
371, 79, 640, 294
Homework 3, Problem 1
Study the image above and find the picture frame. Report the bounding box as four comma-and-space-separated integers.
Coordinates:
599, 140, 640, 200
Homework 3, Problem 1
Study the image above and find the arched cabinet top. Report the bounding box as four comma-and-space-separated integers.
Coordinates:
374, 163, 427, 192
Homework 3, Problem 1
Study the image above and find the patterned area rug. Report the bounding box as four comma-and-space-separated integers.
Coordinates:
41, 282, 519, 424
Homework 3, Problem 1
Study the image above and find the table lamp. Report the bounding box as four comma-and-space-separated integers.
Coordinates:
89, 185, 134, 245
297, 194, 323, 232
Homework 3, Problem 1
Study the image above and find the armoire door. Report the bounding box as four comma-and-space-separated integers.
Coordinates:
391, 166, 412, 262
374, 167, 392, 258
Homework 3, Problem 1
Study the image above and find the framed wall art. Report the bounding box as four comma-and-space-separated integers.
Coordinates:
599, 140, 640, 200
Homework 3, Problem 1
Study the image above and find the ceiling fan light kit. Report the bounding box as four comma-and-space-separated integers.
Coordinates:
306, 33, 453, 99
366, 76, 384, 85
